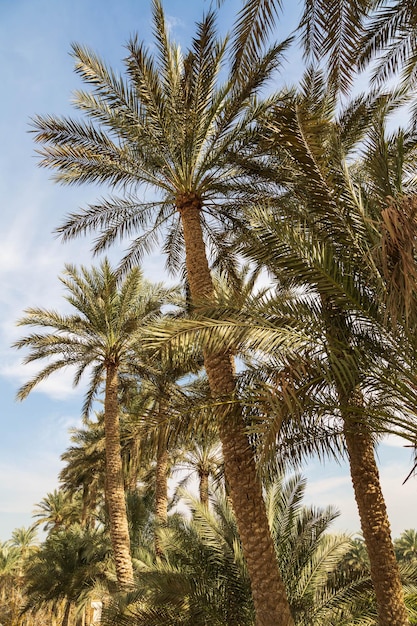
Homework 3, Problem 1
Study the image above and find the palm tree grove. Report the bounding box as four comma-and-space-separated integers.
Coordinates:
4, 0, 417, 624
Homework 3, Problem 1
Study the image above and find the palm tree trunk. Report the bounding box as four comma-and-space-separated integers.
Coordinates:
104, 362, 134, 588
344, 415, 409, 626
179, 196, 294, 626
127, 433, 140, 492
155, 424, 169, 557
199, 469, 209, 507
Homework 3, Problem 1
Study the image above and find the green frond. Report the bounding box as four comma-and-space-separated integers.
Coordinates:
231, 0, 283, 81
359, 1, 417, 86
14, 259, 172, 416
299, 0, 370, 93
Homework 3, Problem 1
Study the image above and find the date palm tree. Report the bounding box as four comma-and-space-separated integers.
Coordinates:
60, 421, 106, 530
30, 1, 294, 623
174, 428, 223, 508
124, 362, 199, 557
0, 540, 21, 623
395, 530, 417, 564
33, 489, 84, 534
150, 75, 417, 624
14, 259, 171, 589
236, 78, 417, 625
22, 524, 113, 626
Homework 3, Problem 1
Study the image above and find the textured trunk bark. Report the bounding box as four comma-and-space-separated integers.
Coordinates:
344, 416, 409, 626
127, 434, 140, 492
199, 469, 209, 507
104, 362, 134, 588
155, 425, 169, 557
178, 196, 294, 626
322, 298, 408, 625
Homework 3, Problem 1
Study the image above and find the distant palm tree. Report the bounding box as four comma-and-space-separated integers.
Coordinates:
14, 260, 170, 589
395, 530, 417, 564
22, 525, 113, 626
173, 429, 222, 508
0, 540, 22, 623
121, 344, 205, 557
33, 489, 83, 533
60, 421, 106, 530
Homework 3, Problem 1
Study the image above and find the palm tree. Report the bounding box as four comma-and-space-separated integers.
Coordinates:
30, 2, 294, 623
33, 489, 83, 533
22, 524, 113, 626
14, 259, 171, 589
10, 525, 39, 559
396, 531, 417, 564
236, 79, 417, 625
174, 428, 223, 508
59, 421, 106, 530
0, 539, 23, 625
127, 346, 205, 549
154, 76, 417, 623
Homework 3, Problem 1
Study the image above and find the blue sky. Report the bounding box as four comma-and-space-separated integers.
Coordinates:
0, 0, 416, 543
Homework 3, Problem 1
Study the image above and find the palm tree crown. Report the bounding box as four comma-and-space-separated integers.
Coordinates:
14, 259, 169, 415
32, 0, 288, 277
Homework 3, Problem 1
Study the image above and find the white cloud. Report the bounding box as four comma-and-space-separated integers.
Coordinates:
303, 452, 417, 539
305, 474, 351, 496
0, 356, 86, 401
165, 15, 185, 32
381, 434, 413, 449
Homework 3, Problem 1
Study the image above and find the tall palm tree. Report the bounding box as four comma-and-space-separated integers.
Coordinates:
14, 259, 170, 589
154, 76, 417, 624
237, 79, 417, 625
30, 2, 294, 623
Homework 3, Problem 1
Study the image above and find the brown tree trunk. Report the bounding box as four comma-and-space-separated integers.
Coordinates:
199, 469, 209, 507
178, 195, 294, 626
104, 362, 134, 588
344, 416, 408, 626
127, 433, 140, 492
155, 425, 169, 557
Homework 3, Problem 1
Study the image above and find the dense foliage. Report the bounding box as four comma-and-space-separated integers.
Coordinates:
8, 0, 417, 624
